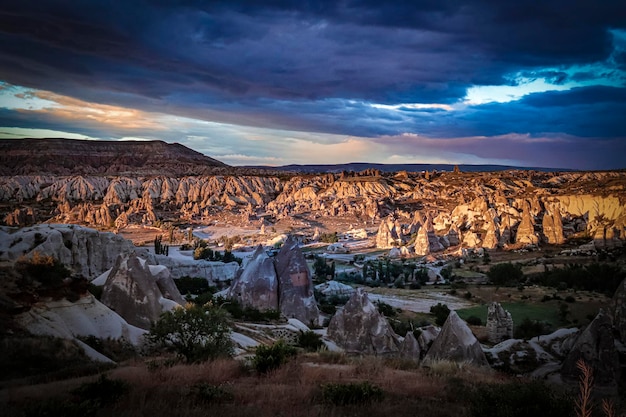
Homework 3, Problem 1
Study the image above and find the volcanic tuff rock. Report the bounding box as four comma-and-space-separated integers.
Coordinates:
0, 224, 137, 278
275, 236, 320, 325
327, 288, 401, 355
101, 253, 185, 329
227, 245, 278, 311
561, 310, 619, 387
486, 302, 514, 344
400, 331, 421, 360
423, 311, 488, 366
2, 142, 625, 253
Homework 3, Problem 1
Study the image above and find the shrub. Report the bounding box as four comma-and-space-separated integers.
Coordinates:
297, 330, 324, 352
375, 300, 397, 317
191, 382, 234, 403
468, 381, 572, 417
565, 295, 576, 303
430, 303, 451, 326
15, 252, 70, 286
252, 340, 297, 374
514, 318, 550, 340
321, 381, 384, 406
175, 276, 214, 295
72, 374, 130, 407
466, 315, 482, 326
148, 303, 233, 363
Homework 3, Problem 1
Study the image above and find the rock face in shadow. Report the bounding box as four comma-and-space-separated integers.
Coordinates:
423, 311, 488, 366
486, 302, 514, 343
327, 288, 401, 355
611, 277, 626, 344
275, 236, 320, 325
561, 310, 619, 388
101, 253, 184, 329
227, 245, 278, 311
400, 331, 421, 360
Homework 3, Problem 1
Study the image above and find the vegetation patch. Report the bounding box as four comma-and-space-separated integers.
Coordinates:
321, 381, 384, 406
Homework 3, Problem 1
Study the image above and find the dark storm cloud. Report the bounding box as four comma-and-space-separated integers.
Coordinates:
2, 1, 624, 105
0, 0, 625, 169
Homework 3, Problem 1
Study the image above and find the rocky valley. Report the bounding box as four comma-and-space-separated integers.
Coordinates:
1, 139, 626, 415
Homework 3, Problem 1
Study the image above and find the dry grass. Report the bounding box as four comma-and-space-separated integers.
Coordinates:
8, 354, 619, 417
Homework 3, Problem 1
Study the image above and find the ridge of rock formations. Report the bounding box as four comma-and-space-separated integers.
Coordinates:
2, 166, 625, 253
327, 288, 401, 355
423, 311, 488, 366
101, 253, 185, 329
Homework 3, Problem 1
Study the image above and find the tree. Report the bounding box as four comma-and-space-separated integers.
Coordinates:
487, 262, 524, 286
148, 303, 233, 363
430, 303, 451, 326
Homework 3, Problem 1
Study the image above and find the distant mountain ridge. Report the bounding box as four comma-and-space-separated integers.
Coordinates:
0, 138, 228, 176
243, 162, 572, 173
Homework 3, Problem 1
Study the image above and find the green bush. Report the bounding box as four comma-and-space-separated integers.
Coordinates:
466, 315, 482, 326
175, 276, 214, 295
148, 303, 233, 363
375, 300, 397, 317
297, 330, 324, 352
514, 318, 551, 340
468, 381, 572, 417
321, 381, 384, 405
430, 303, 451, 326
252, 340, 297, 374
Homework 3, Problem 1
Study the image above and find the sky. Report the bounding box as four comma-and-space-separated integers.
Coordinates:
0, 1, 625, 170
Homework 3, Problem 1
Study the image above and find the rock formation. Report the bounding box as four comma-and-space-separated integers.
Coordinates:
275, 236, 320, 325
414, 224, 430, 256
227, 246, 278, 311
327, 288, 401, 355
561, 310, 619, 388
542, 202, 565, 244
515, 202, 539, 245
486, 302, 514, 343
0, 224, 137, 278
423, 311, 488, 366
101, 253, 185, 329
400, 331, 421, 360
376, 217, 401, 248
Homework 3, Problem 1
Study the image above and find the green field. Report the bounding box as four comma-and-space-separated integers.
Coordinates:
457, 302, 561, 327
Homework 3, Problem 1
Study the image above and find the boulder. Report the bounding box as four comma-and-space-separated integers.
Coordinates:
275, 236, 320, 325
561, 310, 619, 388
101, 253, 184, 329
417, 325, 440, 354
486, 302, 514, 343
423, 311, 488, 366
314, 280, 355, 297
327, 288, 401, 355
227, 245, 278, 311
